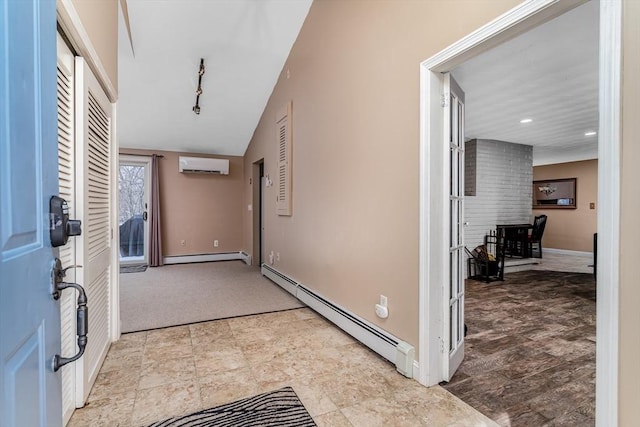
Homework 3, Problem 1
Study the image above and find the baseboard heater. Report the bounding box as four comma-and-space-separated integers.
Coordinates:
261, 264, 416, 378
164, 251, 251, 265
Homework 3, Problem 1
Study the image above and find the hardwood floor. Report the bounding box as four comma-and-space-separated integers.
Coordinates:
442, 270, 596, 426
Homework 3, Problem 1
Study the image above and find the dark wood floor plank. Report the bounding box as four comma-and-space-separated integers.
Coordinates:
442, 270, 596, 427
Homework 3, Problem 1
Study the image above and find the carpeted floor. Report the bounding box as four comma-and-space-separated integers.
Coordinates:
442, 270, 596, 426
120, 261, 304, 333
148, 387, 316, 427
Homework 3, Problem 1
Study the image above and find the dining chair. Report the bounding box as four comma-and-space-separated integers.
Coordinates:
529, 214, 548, 258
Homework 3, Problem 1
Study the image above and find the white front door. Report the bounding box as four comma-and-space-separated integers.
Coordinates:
443, 73, 466, 381
0, 0, 63, 425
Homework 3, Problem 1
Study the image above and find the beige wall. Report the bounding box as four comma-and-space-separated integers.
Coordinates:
533, 160, 597, 252
110, 0, 640, 418
242, 0, 521, 350
619, 0, 640, 423
70, 0, 118, 92
120, 149, 244, 257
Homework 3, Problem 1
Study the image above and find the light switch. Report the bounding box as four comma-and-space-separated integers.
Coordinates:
590, 202, 595, 209
248, 204, 252, 211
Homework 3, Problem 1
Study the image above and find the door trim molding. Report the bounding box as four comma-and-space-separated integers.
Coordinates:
118, 154, 152, 267
56, 0, 117, 102
252, 159, 265, 267
595, 1, 622, 424
418, 1, 620, 425
111, 104, 120, 340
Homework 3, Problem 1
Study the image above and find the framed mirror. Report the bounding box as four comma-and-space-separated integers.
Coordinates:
533, 178, 577, 209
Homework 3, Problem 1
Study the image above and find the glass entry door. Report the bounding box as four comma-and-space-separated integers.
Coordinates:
118, 156, 150, 265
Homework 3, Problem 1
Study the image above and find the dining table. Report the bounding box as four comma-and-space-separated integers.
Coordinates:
496, 223, 533, 258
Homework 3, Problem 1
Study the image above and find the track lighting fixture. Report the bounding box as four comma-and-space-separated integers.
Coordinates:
193, 58, 205, 115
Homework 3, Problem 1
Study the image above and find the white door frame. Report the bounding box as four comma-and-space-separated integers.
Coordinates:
56, 0, 117, 103
118, 155, 151, 265
418, 1, 620, 426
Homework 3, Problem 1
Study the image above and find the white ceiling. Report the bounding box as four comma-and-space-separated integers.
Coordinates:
117, 0, 312, 156
452, 0, 599, 166
118, 1, 599, 164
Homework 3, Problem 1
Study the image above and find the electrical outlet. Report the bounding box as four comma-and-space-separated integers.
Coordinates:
180, 239, 186, 247
590, 202, 596, 209
214, 240, 219, 247
375, 295, 389, 319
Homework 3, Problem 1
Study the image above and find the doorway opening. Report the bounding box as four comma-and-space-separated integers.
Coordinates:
118, 155, 151, 267
252, 159, 265, 266
419, 0, 620, 425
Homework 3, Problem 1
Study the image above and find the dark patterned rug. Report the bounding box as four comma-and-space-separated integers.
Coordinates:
148, 387, 316, 427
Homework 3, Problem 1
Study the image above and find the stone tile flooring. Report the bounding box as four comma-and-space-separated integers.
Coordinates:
69, 308, 496, 427
531, 252, 594, 275
442, 270, 596, 426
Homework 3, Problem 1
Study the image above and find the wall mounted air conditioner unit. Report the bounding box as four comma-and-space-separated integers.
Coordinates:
179, 156, 229, 175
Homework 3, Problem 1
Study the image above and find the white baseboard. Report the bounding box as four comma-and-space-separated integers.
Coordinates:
296, 283, 399, 365
504, 258, 540, 267
163, 252, 247, 265
542, 247, 593, 257
261, 264, 298, 295
240, 251, 252, 265
261, 264, 417, 379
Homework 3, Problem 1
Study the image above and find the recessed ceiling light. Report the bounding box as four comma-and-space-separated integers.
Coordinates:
585, 131, 597, 136
520, 118, 533, 124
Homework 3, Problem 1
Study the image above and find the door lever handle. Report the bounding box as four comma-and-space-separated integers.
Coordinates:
52, 261, 82, 299
62, 264, 82, 276
51, 258, 88, 372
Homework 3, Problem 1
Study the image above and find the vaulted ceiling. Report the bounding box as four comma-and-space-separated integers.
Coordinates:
117, 0, 598, 165
117, 0, 312, 156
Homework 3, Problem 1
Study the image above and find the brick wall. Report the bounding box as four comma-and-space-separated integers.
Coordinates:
464, 139, 533, 250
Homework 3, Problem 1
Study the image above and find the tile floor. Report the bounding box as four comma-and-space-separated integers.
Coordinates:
69, 308, 497, 427
503, 252, 594, 276
530, 252, 594, 275
442, 270, 596, 426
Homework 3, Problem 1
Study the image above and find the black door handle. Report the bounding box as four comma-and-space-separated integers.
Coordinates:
51, 258, 88, 372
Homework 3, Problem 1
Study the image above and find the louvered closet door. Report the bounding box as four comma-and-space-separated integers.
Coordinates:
75, 57, 113, 405
56, 33, 77, 424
